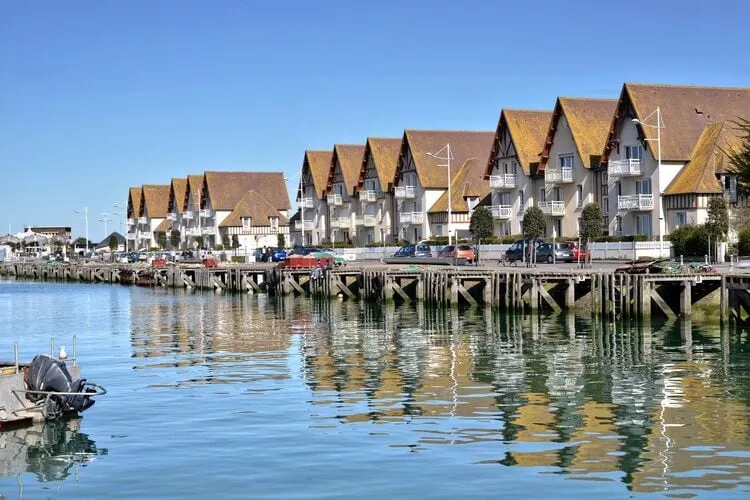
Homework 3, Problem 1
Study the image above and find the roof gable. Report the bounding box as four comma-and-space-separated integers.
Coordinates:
602, 83, 750, 165
428, 158, 490, 213
140, 185, 170, 218
183, 175, 203, 211
397, 130, 495, 189
328, 144, 365, 196
219, 190, 289, 227
485, 109, 552, 177
168, 178, 187, 214
541, 98, 617, 170
358, 137, 402, 191
303, 150, 333, 199
203, 172, 291, 211
127, 187, 142, 218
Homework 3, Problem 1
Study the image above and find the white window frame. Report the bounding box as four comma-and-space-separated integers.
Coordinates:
242, 217, 252, 230
559, 153, 574, 170
576, 184, 583, 208
270, 217, 279, 232
626, 145, 644, 160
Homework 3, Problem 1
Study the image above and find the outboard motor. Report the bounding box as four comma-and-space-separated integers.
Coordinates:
25, 354, 96, 420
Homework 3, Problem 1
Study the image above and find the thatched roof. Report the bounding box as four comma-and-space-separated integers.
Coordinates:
396, 130, 495, 189
428, 158, 491, 213
301, 150, 333, 199
140, 185, 170, 218
540, 98, 617, 170
219, 190, 289, 227
127, 187, 142, 218
358, 137, 402, 191
484, 109, 552, 177
328, 144, 365, 196
602, 83, 750, 165
202, 172, 290, 211
183, 174, 203, 211
168, 178, 187, 214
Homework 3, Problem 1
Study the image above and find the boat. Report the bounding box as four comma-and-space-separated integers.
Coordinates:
0, 337, 106, 430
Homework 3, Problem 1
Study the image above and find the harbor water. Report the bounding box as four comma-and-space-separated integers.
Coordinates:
0, 279, 749, 498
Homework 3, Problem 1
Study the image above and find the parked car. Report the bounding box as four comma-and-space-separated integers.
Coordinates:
536, 243, 574, 263
393, 243, 432, 258
569, 242, 590, 262
437, 244, 476, 263
502, 239, 543, 265
311, 251, 347, 267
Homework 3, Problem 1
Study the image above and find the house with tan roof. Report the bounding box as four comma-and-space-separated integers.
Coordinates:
293, 150, 333, 246
326, 144, 366, 244
355, 137, 402, 244
484, 109, 553, 236
662, 121, 742, 232
125, 186, 142, 251
198, 171, 291, 250
601, 83, 750, 243
165, 177, 188, 248
539, 97, 617, 238
392, 130, 494, 243
218, 190, 290, 252
137, 184, 170, 249
181, 174, 204, 249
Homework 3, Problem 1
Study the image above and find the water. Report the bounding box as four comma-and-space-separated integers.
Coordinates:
0, 280, 749, 499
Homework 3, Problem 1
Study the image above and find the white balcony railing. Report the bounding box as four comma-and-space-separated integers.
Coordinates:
358, 190, 377, 203
126, 232, 137, 239
331, 194, 343, 206
300, 197, 314, 209
186, 228, 201, 237
609, 159, 643, 177
294, 220, 313, 231
330, 217, 350, 229
202, 226, 217, 235
618, 194, 654, 211
139, 231, 153, 240
138, 217, 148, 224
489, 174, 517, 190
167, 213, 178, 221
363, 215, 377, 227
400, 212, 424, 225
538, 201, 565, 216
182, 211, 194, 220
491, 205, 513, 219
544, 168, 574, 184
127, 218, 135, 225
355, 216, 365, 226
394, 185, 416, 199
200, 209, 214, 218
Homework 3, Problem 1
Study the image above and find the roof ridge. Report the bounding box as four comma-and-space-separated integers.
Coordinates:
626, 82, 750, 91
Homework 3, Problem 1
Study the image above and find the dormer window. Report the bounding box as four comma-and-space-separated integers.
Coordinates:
270, 217, 279, 232
242, 217, 252, 230
467, 197, 479, 211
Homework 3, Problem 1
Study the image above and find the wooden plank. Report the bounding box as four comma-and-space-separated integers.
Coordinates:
456, 284, 478, 306
333, 275, 356, 299
538, 284, 562, 314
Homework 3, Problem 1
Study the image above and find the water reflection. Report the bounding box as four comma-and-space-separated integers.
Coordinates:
0, 419, 105, 484
299, 303, 750, 494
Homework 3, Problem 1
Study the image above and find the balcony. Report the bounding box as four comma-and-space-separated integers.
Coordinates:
200, 209, 214, 218
394, 185, 416, 199
300, 197, 314, 209
491, 205, 512, 219
167, 213, 178, 221
127, 218, 135, 225
544, 168, 574, 184
126, 232, 137, 239
138, 217, 148, 224
399, 212, 424, 225
202, 226, 217, 235
331, 194, 343, 206
363, 215, 377, 227
294, 220, 313, 231
489, 174, 517, 190
139, 231, 153, 240
609, 159, 642, 177
358, 190, 377, 203
618, 194, 653, 211
182, 211, 194, 220
330, 217, 350, 229
538, 201, 565, 216
186, 228, 201, 237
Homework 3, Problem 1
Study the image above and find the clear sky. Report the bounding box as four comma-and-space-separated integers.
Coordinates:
1, 0, 748, 241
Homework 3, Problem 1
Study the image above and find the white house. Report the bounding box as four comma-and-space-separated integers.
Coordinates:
601, 83, 750, 240
293, 150, 333, 247
392, 130, 494, 243
218, 190, 289, 252
355, 137, 402, 245
137, 184, 170, 250
165, 177, 188, 249
326, 144, 365, 245
538, 97, 617, 238
484, 109, 552, 236
181, 174, 204, 250
125, 186, 142, 251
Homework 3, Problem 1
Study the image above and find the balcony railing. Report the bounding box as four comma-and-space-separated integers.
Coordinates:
168, 213, 178, 221
363, 215, 377, 227
127, 218, 135, 225
358, 190, 377, 203
126, 232, 137, 239
491, 205, 512, 219
331, 194, 343, 206
538, 201, 565, 216
330, 217, 350, 229
609, 159, 642, 177
182, 211, 194, 220
489, 174, 517, 190
544, 168, 574, 184
200, 209, 214, 218
394, 185, 416, 199
202, 226, 217, 235
618, 194, 653, 211
186, 228, 201, 236
400, 212, 424, 225
299, 197, 314, 209
138, 217, 148, 224
294, 220, 313, 231
139, 231, 153, 240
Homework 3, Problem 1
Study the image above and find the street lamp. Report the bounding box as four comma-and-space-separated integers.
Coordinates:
632, 107, 665, 257
426, 144, 454, 245
99, 212, 112, 239
74, 207, 89, 254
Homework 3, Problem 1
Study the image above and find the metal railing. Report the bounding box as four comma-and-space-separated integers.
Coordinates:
618, 194, 654, 211
294, 220, 313, 231
609, 159, 642, 176
200, 209, 214, 218
538, 201, 565, 216
394, 185, 416, 199
491, 205, 512, 219
489, 174, 517, 189
331, 194, 343, 206
544, 168, 574, 184
358, 190, 377, 203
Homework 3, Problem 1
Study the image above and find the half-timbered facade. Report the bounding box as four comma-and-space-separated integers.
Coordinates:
355, 137, 402, 244
165, 177, 188, 249
181, 174, 204, 250
218, 190, 290, 252
392, 130, 494, 243
539, 97, 617, 238
484, 109, 552, 236
125, 186, 142, 251
326, 144, 366, 244
293, 150, 333, 246
137, 184, 170, 250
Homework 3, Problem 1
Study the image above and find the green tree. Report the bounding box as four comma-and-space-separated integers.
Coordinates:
157, 232, 167, 250
726, 118, 750, 189
522, 206, 545, 266
170, 229, 181, 250
231, 234, 240, 256
706, 195, 729, 262
277, 232, 285, 249
580, 203, 603, 267
108, 235, 118, 252
469, 206, 494, 243
195, 235, 204, 251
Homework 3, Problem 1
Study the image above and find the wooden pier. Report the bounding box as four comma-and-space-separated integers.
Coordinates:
1, 261, 748, 323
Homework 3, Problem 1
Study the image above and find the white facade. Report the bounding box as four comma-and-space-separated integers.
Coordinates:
358, 155, 393, 245
606, 119, 683, 239
394, 149, 428, 242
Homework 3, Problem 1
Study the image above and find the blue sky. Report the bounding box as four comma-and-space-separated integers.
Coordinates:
1, 0, 748, 241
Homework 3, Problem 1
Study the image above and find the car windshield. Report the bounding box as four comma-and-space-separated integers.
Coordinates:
457, 245, 472, 251
416, 244, 430, 252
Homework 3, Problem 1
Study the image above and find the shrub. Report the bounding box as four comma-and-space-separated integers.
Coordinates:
738, 228, 750, 256
213, 244, 224, 251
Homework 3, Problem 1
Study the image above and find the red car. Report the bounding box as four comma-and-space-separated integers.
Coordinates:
569, 242, 590, 262
437, 244, 476, 263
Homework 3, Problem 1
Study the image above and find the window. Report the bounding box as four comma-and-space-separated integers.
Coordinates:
553, 187, 562, 202
617, 181, 622, 196
500, 192, 511, 206
242, 217, 252, 230
270, 217, 279, 232
467, 197, 479, 211
601, 172, 608, 185
577, 217, 582, 235
554, 219, 562, 238
675, 212, 687, 228
540, 188, 546, 202
436, 224, 443, 236
576, 184, 583, 208
603, 196, 609, 214
626, 145, 643, 160
519, 189, 524, 209
635, 215, 652, 236
559, 153, 574, 170
615, 216, 623, 235
636, 179, 652, 195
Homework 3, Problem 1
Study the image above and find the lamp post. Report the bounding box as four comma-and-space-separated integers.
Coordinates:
427, 144, 454, 245
74, 207, 89, 254
632, 106, 665, 258
99, 212, 112, 239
